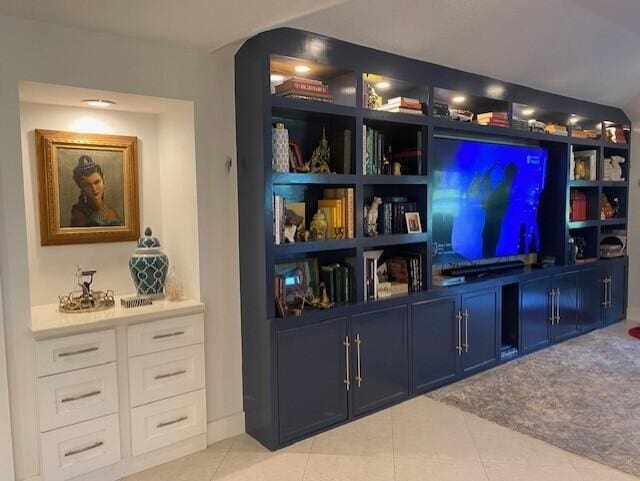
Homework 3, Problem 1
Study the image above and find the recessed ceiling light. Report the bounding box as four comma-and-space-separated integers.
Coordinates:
83, 99, 115, 108
486, 84, 505, 98
569, 115, 579, 125
376, 81, 391, 90
521, 108, 535, 116
270, 74, 284, 82
294, 65, 311, 73
452, 95, 466, 104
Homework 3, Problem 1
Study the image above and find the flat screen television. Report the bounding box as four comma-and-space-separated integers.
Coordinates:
432, 137, 547, 263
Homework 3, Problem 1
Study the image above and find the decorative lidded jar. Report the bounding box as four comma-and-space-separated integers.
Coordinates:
129, 227, 169, 298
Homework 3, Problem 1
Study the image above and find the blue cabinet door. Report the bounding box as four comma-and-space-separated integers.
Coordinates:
553, 271, 580, 342
277, 317, 348, 444
460, 287, 500, 377
579, 267, 604, 333
603, 261, 627, 326
351, 306, 409, 417
521, 275, 552, 354
411, 297, 459, 393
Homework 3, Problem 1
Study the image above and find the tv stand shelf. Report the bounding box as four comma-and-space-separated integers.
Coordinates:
236, 27, 630, 451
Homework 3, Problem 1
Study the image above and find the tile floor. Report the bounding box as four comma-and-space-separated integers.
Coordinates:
123, 395, 640, 481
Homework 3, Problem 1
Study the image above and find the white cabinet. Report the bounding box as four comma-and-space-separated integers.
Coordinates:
37, 363, 118, 432
127, 314, 204, 357
130, 390, 207, 456
36, 329, 116, 377
33, 301, 206, 481
40, 413, 121, 481
128, 344, 205, 407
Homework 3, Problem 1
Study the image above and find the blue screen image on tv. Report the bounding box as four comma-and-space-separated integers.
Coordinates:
433, 138, 547, 262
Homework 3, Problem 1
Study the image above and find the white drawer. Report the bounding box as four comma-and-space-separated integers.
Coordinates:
37, 363, 119, 432
40, 413, 121, 481
129, 344, 205, 407
36, 329, 116, 377
130, 389, 206, 456
127, 314, 204, 357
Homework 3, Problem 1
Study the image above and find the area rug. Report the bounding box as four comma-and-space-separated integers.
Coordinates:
429, 325, 640, 477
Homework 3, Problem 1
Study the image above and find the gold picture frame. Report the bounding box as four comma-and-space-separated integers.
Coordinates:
36, 129, 140, 246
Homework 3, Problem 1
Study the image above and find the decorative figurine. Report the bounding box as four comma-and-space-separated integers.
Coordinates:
58, 265, 115, 313
367, 84, 382, 109
309, 128, 332, 174
129, 227, 169, 298
603, 155, 625, 181
392, 162, 402, 176
601, 195, 615, 219
366, 197, 382, 237
309, 210, 328, 240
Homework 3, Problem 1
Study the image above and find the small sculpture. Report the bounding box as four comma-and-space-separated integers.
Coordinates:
309, 209, 328, 240
367, 197, 382, 237
601, 194, 615, 219
58, 265, 115, 313
603, 155, 625, 181
393, 162, 402, 176
367, 84, 381, 109
309, 128, 332, 174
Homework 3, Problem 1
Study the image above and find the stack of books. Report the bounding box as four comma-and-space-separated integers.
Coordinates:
607, 126, 627, 144
376, 97, 424, 115
322, 188, 355, 239
320, 263, 352, 304
545, 123, 568, 136
374, 197, 417, 235
476, 112, 509, 128
512, 119, 529, 131
529, 120, 545, 133
273, 195, 286, 244
363, 126, 386, 175
387, 255, 423, 293
274, 77, 333, 102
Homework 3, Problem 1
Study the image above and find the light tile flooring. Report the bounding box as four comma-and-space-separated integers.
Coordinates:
123, 395, 640, 481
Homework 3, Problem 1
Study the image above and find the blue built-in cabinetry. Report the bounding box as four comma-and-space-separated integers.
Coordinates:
235, 27, 630, 450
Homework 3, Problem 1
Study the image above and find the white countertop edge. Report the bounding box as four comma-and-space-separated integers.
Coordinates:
31, 296, 205, 339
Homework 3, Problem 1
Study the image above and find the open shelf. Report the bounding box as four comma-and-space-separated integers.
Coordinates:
362, 72, 428, 117
433, 87, 509, 127
361, 232, 429, 248
363, 118, 424, 176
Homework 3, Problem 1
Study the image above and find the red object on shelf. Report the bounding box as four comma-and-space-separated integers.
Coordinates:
570, 191, 587, 221
629, 327, 640, 340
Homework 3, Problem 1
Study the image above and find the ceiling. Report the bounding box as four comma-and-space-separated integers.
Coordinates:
2, 0, 640, 115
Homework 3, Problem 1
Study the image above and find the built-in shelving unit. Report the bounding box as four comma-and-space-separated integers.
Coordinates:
236, 27, 631, 451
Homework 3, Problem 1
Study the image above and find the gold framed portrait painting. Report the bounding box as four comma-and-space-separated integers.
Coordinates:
36, 129, 140, 246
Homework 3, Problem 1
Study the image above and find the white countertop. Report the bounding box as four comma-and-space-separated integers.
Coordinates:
31, 296, 205, 339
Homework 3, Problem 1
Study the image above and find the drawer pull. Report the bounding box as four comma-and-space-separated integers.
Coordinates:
61, 390, 102, 403
156, 415, 188, 429
152, 330, 186, 340
154, 369, 187, 380
64, 441, 104, 457
58, 346, 99, 358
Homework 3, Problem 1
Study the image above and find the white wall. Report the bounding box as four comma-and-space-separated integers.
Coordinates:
0, 15, 243, 481
20, 102, 162, 305
627, 127, 640, 320
0, 276, 15, 481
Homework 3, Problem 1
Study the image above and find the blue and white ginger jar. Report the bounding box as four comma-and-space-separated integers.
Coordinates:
129, 227, 169, 298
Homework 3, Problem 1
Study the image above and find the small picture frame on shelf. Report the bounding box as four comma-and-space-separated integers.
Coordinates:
405, 212, 422, 233
571, 150, 597, 181
288, 140, 305, 172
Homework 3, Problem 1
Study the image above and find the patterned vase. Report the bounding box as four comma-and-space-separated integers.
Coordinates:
129, 227, 169, 298
272, 123, 290, 172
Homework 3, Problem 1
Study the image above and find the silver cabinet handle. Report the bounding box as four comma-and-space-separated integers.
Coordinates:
555, 288, 561, 324
61, 390, 101, 404
154, 369, 187, 380
549, 290, 556, 323
65, 441, 103, 457
157, 415, 188, 429
455, 310, 463, 355
343, 336, 350, 391
152, 330, 185, 340
607, 277, 612, 308
58, 346, 98, 358
354, 334, 362, 387
602, 277, 608, 307
463, 309, 469, 352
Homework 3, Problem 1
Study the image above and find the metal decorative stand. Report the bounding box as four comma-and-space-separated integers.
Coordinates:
58, 266, 115, 313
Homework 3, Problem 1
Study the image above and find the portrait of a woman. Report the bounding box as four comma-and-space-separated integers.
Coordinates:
70, 155, 123, 227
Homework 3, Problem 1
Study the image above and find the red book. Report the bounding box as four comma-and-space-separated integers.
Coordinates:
275, 81, 329, 94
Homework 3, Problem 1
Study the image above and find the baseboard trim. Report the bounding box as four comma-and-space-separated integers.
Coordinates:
627, 307, 640, 321
207, 411, 245, 445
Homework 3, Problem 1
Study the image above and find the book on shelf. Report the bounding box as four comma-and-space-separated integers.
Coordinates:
318, 199, 343, 240
323, 187, 354, 239
364, 250, 423, 301
332, 129, 352, 174
386, 96, 421, 107
276, 89, 334, 101
320, 263, 352, 304
275, 79, 329, 95
545, 124, 568, 136
372, 197, 416, 235
476, 119, 509, 127
273, 195, 284, 244
476, 111, 508, 120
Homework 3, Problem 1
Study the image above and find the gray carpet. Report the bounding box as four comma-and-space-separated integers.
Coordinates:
429, 323, 640, 477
